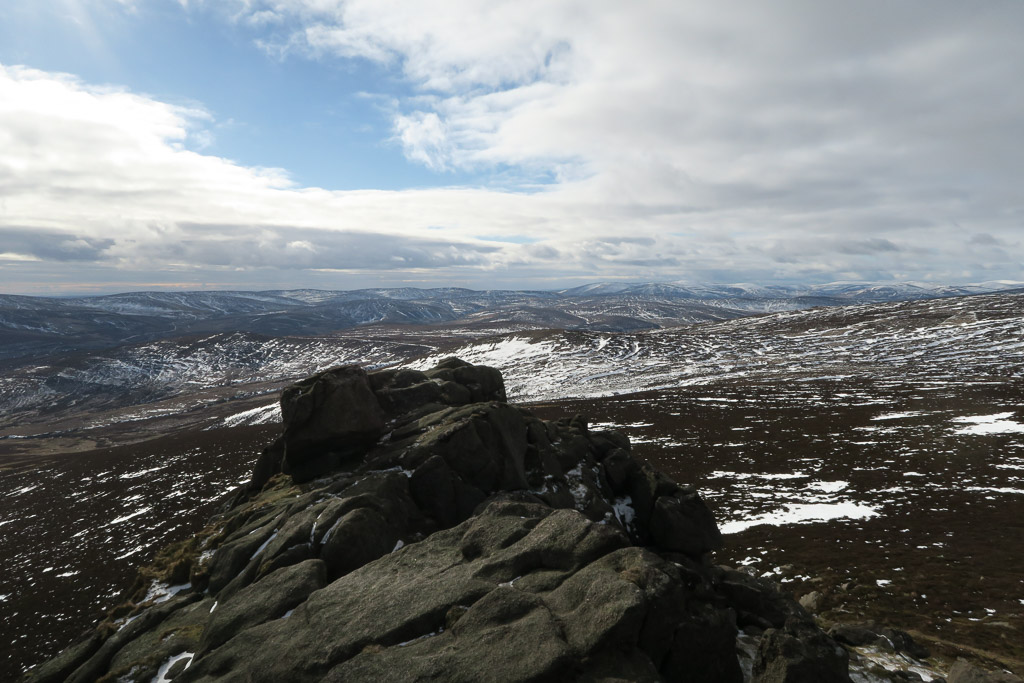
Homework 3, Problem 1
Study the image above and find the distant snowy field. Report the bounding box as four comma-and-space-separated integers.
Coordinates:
407, 291, 1024, 403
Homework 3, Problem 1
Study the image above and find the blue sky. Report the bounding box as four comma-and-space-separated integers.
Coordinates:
0, 1, 476, 191
1, 1, 1022, 295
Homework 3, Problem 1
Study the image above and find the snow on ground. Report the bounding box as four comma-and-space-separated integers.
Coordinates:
152, 651, 194, 683
872, 411, 930, 421
951, 413, 1024, 435
707, 471, 873, 535
143, 581, 191, 605
106, 507, 153, 526
719, 502, 880, 534
399, 293, 1024, 405
1, 333, 429, 426
808, 481, 849, 493
220, 403, 282, 428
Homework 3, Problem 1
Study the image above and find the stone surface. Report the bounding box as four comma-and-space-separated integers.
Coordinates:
281, 364, 386, 448
200, 559, 327, 654
27, 359, 857, 683
754, 618, 851, 683
799, 590, 824, 613
180, 503, 740, 683
948, 659, 1024, 683
829, 622, 930, 660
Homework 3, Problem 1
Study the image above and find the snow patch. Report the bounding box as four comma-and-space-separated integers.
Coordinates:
11, 484, 39, 496
951, 412, 1024, 435
963, 486, 1024, 495
120, 466, 166, 480
107, 507, 153, 526
151, 651, 193, 683
708, 471, 806, 481
719, 502, 879, 534
612, 496, 636, 531
222, 403, 282, 428
808, 481, 848, 493
871, 411, 929, 421
250, 530, 279, 560
143, 581, 191, 605
115, 546, 145, 560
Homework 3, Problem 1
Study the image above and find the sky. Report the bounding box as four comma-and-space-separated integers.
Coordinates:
1, 0, 1022, 296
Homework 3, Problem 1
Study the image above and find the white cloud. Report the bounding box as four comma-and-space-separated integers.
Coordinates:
245, 9, 281, 26
393, 111, 452, 170
230, 2, 1024, 230
4, 1, 1024, 291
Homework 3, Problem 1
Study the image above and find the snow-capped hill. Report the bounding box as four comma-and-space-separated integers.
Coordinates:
557, 280, 1019, 303
804, 282, 936, 300
558, 282, 701, 298
263, 289, 350, 304
72, 291, 301, 317
407, 290, 1024, 403
557, 282, 637, 296
669, 282, 799, 299
802, 280, 1024, 301
4, 281, 1018, 364
0, 332, 431, 426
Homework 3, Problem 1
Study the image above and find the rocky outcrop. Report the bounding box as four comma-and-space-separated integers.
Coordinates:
947, 659, 1024, 683
27, 359, 855, 683
829, 622, 931, 661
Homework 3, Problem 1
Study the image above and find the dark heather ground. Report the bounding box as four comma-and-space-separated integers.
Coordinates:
0, 425, 274, 680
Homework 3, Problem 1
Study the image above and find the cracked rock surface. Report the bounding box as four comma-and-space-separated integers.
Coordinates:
27, 359, 850, 683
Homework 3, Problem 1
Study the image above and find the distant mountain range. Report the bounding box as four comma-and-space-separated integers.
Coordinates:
2, 280, 1021, 363
2, 282, 1023, 446
557, 279, 1022, 300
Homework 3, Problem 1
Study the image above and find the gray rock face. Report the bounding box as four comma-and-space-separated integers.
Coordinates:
199, 559, 327, 654
28, 359, 851, 683
184, 503, 737, 682
753, 618, 851, 683
282, 364, 386, 445
947, 659, 1024, 683
828, 622, 930, 660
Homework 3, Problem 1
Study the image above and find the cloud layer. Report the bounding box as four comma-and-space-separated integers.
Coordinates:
2, 1, 1023, 293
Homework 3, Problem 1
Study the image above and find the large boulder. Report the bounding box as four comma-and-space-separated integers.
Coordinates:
281, 364, 386, 447
754, 617, 851, 683
252, 358, 509, 487
278, 365, 387, 481
179, 502, 742, 683
28, 359, 849, 683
